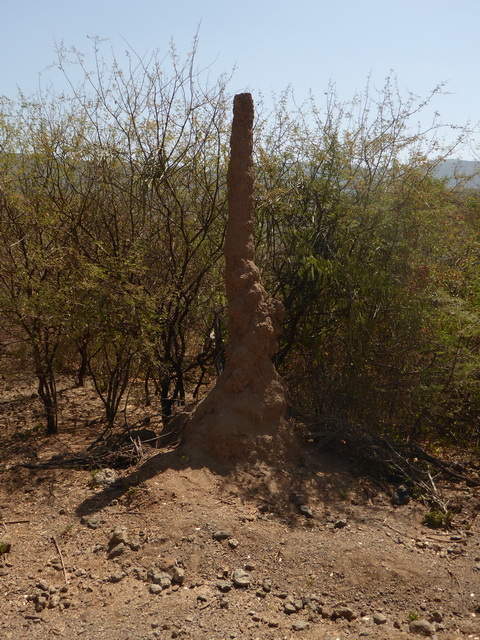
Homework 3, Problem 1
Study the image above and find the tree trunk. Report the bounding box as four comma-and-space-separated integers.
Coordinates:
182, 93, 297, 466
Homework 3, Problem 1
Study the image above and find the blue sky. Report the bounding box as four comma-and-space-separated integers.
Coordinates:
2, 0, 479, 157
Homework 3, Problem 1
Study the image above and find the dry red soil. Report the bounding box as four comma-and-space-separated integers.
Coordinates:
1, 377, 480, 640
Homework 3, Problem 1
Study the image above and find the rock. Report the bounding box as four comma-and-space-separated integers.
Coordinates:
107, 542, 126, 559
332, 606, 356, 621
284, 602, 297, 615
109, 572, 124, 583
228, 538, 239, 549
133, 567, 148, 581
171, 566, 185, 585
373, 612, 387, 625
298, 505, 314, 518
408, 619, 434, 636
148, 570, 172, 589
48, 594, 61, 609
109, 527, 129, 547
334, 519, 348, 529
34, 595, 48, 612
232, 568, 250, 588
81, 515, 102, 529
36, 580, 49, 592
262, 579, 272, 592
292, 598, 304, 611
93, 468, 118, 486
429, 610, 443, 623
213, 530, 230, 541
128, 536, 141, 551
292, 620, 309, 631
216, 580, 233, 593
392, 484, 410, 505
149, 584, 162, 595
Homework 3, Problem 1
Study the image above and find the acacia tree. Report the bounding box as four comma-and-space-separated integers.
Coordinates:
53, 40, 230, 426
0, 97, 83, 433
254, 79, 474, 439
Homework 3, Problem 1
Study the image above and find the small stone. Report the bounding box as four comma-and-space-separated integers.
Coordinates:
262, 579, 272, 592
408, 619, 434, 636
93, 468, 118, 486
81, 515, 102, 529
48, 594, 61, 609
110, 527, 129, 547
109, 572, 124, 583
334, 519, 348, 529
284, 603, 297, 615
392, 485, 410, 505
292, 620, 309, 631
293, 599, 304, 611
429, 610, 443, 623
36, 580, 50, 592
232, 568, 250, 587
333, 606, 356, 621
298, 505, 314, 518
228, 538, 239, 549
129, 536, 141, 551
213, 530, 230, 541
171, 566, 185, 585
107, 542, 126, 559
149, 584, 162, 595
149, 571, 172, 589
216, 580, 233, 593
373, 612, 387, 625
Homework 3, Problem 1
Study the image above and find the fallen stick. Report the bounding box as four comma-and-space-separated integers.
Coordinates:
51, 536, 69, 584
2, 519, 30, 525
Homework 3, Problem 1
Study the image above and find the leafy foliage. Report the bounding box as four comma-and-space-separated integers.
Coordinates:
0, 46, 478, 452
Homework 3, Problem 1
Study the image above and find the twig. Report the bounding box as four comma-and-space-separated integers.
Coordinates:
381, 520, 408, 537
2, 519, 30, 525
51, 536, 69, 584
447, 568, 461, 590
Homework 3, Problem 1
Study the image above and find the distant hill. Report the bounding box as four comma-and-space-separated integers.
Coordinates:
433, 158, 480, 188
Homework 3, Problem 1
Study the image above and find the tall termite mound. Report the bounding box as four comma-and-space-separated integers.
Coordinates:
183, 93, 297, 466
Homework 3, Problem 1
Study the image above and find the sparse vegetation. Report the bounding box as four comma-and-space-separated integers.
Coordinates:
0, 40, 479, 467
423, 509, 453, 529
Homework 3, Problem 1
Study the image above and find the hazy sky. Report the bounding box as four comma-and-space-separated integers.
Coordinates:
2, 0, 479, 157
